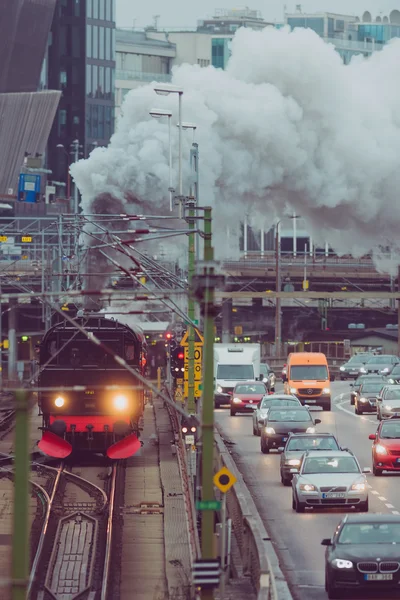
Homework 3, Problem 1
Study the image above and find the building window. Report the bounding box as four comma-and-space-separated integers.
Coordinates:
111, 69, 115, 99
73, 0, 80, 17
105, 0, 111, 22
87, 0, 92, 18
93, 25, 98, 58
99, 0, 105, 20
86, 64, 92, 97
58, 109, 67, 137
86, 25, 92, 58
111, 27, 115, 59
92, 104, 98, 138
92, 65, 98, 97
60, 26, 67, 55
93, 0, 98, 19
99, 26, 104, 59
86, 104, 92, 138
105, 27, 111, 59
98, 65, 104, 97
105, 105, 111, 139
111, 0, 115, 21
98, 105, 104, 138
105, 66, 110, 97
72, 26, 81, 58
60, 70, 67, 91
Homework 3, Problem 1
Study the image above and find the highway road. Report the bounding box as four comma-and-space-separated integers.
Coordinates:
215, 381, 400, 600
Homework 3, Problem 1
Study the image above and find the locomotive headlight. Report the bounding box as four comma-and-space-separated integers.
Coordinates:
113, 395, 128, 410
54, 396, 65, 407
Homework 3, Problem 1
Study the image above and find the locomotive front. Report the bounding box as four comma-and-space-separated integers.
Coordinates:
38, 317, 146, 459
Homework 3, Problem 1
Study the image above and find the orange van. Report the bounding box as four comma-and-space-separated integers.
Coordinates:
283, 352, 333, 411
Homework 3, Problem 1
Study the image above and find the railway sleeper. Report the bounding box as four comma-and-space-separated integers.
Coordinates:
124, 502, 164, 515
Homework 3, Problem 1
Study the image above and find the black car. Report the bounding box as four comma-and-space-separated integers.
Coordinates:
359, 354, 400, 376
323, 514, 400, 599
350, 374, 387, 406
354, 381, 385, 415
339, 353, 374, 380
260, 407, 321, 454
279, 432, 340, 485
387, 364, 400, 384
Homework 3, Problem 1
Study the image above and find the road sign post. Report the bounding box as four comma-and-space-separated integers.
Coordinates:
213, 467, 237, 599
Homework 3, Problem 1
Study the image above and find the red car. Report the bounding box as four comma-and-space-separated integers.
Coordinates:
369, 416, 400, 476
230, 381, 269, 416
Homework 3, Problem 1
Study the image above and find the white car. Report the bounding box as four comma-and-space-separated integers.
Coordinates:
291, 451, 370, 513
252, 394, 301, 436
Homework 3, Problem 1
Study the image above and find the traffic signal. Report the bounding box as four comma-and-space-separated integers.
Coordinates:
170, 346, 185, 378
181, 415, 198, 441
165, 331, 174, 341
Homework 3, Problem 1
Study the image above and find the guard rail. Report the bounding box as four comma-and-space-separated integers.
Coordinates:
214, 427, 293, 600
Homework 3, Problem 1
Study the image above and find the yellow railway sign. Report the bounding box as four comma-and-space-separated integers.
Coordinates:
213, 466, 237, 494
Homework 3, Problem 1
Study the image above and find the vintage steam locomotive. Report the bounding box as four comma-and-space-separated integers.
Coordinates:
37, 315, 147, 459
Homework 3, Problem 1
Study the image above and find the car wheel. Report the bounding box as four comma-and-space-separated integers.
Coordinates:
350, 396, 355, 406
281, 474, 291, 486
271, 387, 275, 392
295, 492, 305, 513
230, 409, 236, 417
377, 412, 382, 421
373, 464, 383, 476
323, 402, 331, 411
292, 494, 296, 510
355, 404, 359, 414
326, 572, 342, 599
252, 423, 257, 435
357, 498, 369, 512
261, 438, 269, 454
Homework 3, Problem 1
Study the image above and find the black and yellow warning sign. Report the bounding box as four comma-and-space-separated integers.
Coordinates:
213, 466, 237, 494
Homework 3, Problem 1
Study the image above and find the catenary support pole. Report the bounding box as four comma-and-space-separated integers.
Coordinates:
398, 265, 400, 357
8, 298, 17, 383
219, 493, 227, 599
11, 390, 30, 600
187, 198, 196, 414
200, 206, 216, 600
275, 223, 281, 358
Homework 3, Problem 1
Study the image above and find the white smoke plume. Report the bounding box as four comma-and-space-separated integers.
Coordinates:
71, 25, 400, 265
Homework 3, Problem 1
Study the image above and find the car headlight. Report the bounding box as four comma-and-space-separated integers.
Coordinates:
375, 443, 388, 455
217, 385, 223, 393
351, 482, 366, 491
388, 379, 395, 384
54, 396, 65, 407
113, 394, 128, 410
384, 405, 393, 411
233, 397, 242, 404
299, 483, 315, 492
359, 397, 368, 403
360, 367, 367, 373
381, 368, 389, 373
290, 387, 297, 393
340, 367, 345, 371
265, 427, 275, 435
306, 427, 316, 433
322, 388, 330, 394
259, 412, 268, 419
332, 559, 353, 569
286, 459, 301, 466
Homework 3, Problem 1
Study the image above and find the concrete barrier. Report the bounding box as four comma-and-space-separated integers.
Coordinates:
214, 427, 293, 600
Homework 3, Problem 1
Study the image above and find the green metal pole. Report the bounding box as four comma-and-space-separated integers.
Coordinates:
201, 207, 215, 600
187, 199, 196, 414
11, 389, 30, 600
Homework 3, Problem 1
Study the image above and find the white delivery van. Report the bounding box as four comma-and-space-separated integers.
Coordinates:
214, 344, 261, 407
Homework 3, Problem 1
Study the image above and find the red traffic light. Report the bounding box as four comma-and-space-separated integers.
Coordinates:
178, 352, 184, 360
166, 332, 172, 339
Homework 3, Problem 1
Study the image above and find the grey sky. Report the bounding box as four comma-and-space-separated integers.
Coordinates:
116, 1, 397, 29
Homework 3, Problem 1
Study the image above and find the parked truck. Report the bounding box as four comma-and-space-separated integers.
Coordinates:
214, 343, 261, 407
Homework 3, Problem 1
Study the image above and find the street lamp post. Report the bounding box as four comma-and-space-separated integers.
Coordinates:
149, 109, 173, 211
154, 85, 184, 203
275, 222, 281, 358
71, 139, 80, 214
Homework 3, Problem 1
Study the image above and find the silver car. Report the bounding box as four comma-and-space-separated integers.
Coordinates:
252, 394, 301, 436
377, 385, 400, 420
291, 451, 370, 513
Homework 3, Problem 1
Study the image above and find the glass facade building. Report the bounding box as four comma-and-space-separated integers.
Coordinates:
47, 0, 116, 185
211, 38, 232, 69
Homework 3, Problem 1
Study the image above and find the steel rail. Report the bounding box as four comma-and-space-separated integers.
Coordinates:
100, 464, 117, 600
27, 463, 64, 597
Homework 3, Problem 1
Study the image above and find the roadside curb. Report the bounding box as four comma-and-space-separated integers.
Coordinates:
215, 422, 294, 600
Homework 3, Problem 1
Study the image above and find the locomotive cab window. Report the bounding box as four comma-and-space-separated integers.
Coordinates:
125, 344, 135, 361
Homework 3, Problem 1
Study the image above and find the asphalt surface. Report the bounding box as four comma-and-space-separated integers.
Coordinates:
215, 381, 400, 600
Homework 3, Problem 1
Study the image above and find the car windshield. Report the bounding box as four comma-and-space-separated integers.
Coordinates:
268, 409, 310, 422
235, 384, 266, 394
217, 365, 254, 380
391, 367, 400, 376
384, 388, 400, 400
338, 523, 400, 545
260, 398, 300, 410
380, 422, 400, 439
290, 365, 328, 380
286, 437, 339, 451
367, 356, 393, 364
355, 376, 384, 387
360, 384, 384, 393
260, 365, 270, 375
303, 456, 359, 474
347, 356, 366, 364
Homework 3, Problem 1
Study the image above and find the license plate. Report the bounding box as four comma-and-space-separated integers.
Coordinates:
282, 437, 287, 442
246, 404, 256, 408
305, 399, 317, 403
365, 574, 393, 581
396, 458, 400, 464
322, 492, 346, 499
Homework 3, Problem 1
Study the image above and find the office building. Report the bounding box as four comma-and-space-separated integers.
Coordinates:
47, 0, 116, 188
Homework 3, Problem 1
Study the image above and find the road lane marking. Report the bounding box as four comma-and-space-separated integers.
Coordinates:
335, 399, 376, 423
386, 504, 394, 508
379, 496, 387, 501
371, 490, 379, 495
392, 511, 400, 515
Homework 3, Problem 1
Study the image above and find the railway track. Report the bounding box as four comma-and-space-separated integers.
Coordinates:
28, 460, 121, 600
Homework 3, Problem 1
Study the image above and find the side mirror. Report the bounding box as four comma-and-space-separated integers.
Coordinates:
330, 374, 335, 382
369, 434, 376, 440
349, 383, 354, 387
278, 446, 285, 452
289, 468, 299, 474
321, 538, 332, 546
315, 418, 321, 424
362, 467, 372, 473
